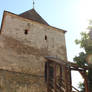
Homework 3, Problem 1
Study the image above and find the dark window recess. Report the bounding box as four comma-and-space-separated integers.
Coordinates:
24, 29, 28, 35
45, 35, 47, 40
45, 62, 54, 82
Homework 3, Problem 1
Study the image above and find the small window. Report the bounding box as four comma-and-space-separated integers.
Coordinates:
24, 29, 28, 35
45, 35, 47, 40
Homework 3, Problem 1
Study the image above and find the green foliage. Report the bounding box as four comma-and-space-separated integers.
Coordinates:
73, 20, 92, 92
73, 52, 87, 67
78, 82, 85, 92
75, 32, 89, 52
74, 32, 89, 67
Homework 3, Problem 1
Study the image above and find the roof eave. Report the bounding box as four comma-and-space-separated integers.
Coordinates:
1, 11, 67, 33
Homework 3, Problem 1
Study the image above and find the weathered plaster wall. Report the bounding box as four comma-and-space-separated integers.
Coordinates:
0, 11, 67, 92
1, 12, 67, 75
0, 69, 46, 92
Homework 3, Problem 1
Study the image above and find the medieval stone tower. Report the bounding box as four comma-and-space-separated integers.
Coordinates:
0, 9, 67, 92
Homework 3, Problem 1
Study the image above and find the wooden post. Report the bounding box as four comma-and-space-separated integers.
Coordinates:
60, 65, 62, 85
69, 68, 72, 92
54, 63, 56, 92
79, 71, 89, 92
47, 61, 49, 92
64, 66, 68, 92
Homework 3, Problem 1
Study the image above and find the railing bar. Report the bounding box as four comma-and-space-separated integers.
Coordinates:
72, 86, 80, 92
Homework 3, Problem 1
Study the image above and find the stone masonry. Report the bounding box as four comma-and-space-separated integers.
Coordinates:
0, 9, 67, 92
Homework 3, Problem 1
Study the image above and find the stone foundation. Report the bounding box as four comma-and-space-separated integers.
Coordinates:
0, 69, 47, 92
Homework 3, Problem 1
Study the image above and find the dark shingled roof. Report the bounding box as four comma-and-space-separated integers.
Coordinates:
19, 9, 49, 25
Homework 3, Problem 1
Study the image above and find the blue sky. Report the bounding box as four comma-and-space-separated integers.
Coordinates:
0, 0, 92, 89
0, 0, 91, 61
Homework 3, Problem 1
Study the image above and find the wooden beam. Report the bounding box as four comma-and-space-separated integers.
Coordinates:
79, 71, 89, 92
45, 57, 89, 70
69, 68, 72, 92
47, 61, 49, 92
54, 64, 56, 92
64, 66, 68, 92
72, 86, 80, 92
70, 67, 85, 71
60, 65, 62, 86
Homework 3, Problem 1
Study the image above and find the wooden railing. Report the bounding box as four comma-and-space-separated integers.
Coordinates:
45, 56, 89, 92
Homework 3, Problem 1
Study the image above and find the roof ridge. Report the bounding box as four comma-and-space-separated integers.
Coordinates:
19, 8, 34, 15
19, 9, 49, 25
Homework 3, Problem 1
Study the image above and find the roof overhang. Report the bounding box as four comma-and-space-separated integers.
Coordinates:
0, 11, 67, 34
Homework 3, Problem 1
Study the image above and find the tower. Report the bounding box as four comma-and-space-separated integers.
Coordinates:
0, 9, 67, 92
